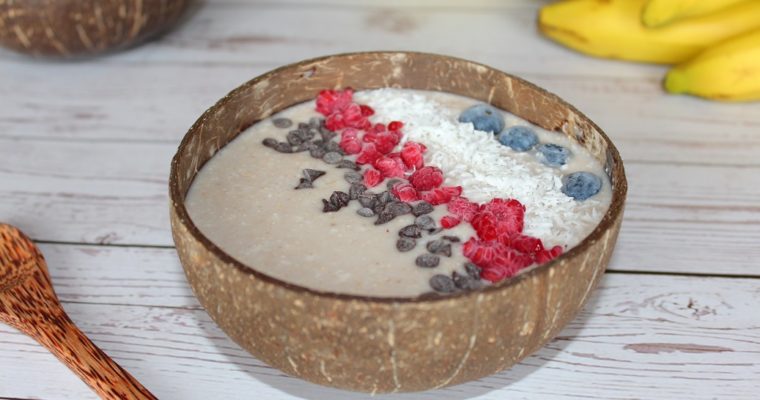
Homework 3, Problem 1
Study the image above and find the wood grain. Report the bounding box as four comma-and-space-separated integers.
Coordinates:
0, 225, 157, 400
0, 273, 758, 400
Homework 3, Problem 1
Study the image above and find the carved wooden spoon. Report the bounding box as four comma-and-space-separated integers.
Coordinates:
0, 224, 157, 399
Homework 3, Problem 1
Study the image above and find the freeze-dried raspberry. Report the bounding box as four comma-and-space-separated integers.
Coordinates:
356, 143, 382, 165
391, 182, 419, 202
447, 197, 479, 222
360, 104, 375, 116
339, 137, 362, 155
316, 88, 353, 116
462, 238, 500, 268
440, 215, 462, 229
363, 169, 383, 187
388, 120, 404, 131
400, 141, 425, 170
374, 156, 406, 178
375, 132, 400, 154
409, 166, 444, 191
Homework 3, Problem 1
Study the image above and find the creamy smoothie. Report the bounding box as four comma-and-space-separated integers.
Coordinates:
185, 89, 612, 297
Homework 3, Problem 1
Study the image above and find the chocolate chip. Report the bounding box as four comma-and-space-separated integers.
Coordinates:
399, 224, 422, 238
464, 262, 482, 280
336, 160, 360, 171
357, 207, 375, 217
312, 139, 325, 148
310, 147, 326, 159
349, 183, 367, 200
294, 178, 313, 190
303, 169, 326, 182
262, 138, 278, 148
453, 271, 481, 291
429, 227, 443, 235
286, 130, 304, 145
386, 178, 402, 190
442, 235, 461, 243
416, 254, 440, 268
396, 237, 416, 252
378, 191, 393, 205
412, 201, 434, 216
272, 118, 292, 129
358, 193, 376, 209
385, 201, 412, 218
426, 240, 452, 257
330, 191, 350, 207
344, 171, 363, 184
309, 117, 323, 129
319, 126, 336, 141
275, 142, 293, 153
414, 215, 436, 230
323, 151, 343, 164
429, 274, 456, 293
293, 142, 311, 152
324, 141, 342, 154
298, 122, 310, 130
374, 211, 396, 225
322, 199, 340, 212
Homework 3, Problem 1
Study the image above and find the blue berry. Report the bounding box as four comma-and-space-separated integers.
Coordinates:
498, 126, 538, 152
562, 172, 602, 201
458, 104, 505, 134
537, 143, 571, 167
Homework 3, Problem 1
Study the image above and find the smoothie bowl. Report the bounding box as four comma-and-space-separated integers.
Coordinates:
169, 52, 627, 393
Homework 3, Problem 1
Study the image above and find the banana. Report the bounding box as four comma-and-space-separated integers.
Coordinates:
538, 0, 760, 64
642, 0, 749, 28
665, 29, 760, 101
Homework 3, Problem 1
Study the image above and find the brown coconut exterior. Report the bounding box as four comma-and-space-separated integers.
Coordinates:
169, 52, 627, 393
0, 0, 189, 57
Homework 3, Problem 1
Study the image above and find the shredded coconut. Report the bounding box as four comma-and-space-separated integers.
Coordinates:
354, 88, 610, 248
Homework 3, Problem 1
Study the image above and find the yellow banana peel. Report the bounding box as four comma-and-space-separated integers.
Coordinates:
642, 0, 750, 28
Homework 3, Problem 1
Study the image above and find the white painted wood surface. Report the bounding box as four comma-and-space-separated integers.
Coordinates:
1, 0, 759, 399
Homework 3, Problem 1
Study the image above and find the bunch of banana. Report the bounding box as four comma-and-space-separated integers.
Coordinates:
538, 0, 760, 102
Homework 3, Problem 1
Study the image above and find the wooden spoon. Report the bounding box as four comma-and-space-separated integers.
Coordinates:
0, 224, 157, 399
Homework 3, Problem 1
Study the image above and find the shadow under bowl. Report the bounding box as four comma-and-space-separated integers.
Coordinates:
169, 51, 627, 393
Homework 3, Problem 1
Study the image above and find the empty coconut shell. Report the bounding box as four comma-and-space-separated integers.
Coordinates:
0, 0, 190, 57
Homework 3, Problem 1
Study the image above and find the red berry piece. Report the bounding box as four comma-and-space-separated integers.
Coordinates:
440, 186, 463, 197
508, 234, 545, 256
447, 196, 479, 222
374, 156, 406, 178
478, 198, 525, 236
419, 187, 453, 205
462, 238, 499, 268
409, 166, 444, 191
359, 104, 375, 116
356, 143, 382, 165
400, 141, 426, 170
375, 132, 400, 154
440, 215, 462, 229
363, 169, 383, 187
315, 88, 354, 116
339, 137, 362, 155
470, 212, 499, 241
388, 120, 404, 131
391, 182, 419, 202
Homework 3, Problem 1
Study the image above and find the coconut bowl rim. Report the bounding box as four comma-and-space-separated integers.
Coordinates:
169, 50, 627, 304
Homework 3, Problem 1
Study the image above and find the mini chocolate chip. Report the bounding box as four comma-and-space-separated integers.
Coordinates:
309, 117, 323, 129
323, 151, 343, 164
464, 262, 482, 280
357, 207, 375, 217
275, 142, 293, 153
310, 147, 326, 159
414, 215, 436, 230
324, 141, 342, 154
399, 224, 422, 238
396, 237, 416, 252
319, 126, 336, 141
442, 235, 461, 243
453, 271, 481, 291
429, 227, 443, 235
426, 240, 452, 257
378, 191, 393, 205
322, 199, 340, 212
358, 193, 376, 209
416, 254, 440, 268
330, 191, 350, 207
344, 171, 363, 184
303, 169, 326, 182
429, 274, 456, 292
294, 178, 313, 190
336, 160, 360, 171
286, 131, 304, 145
374, 211, 396, 225
312, 139, 325, 148
272, 118, 292, 128
300, 129, 317, 142
298, 122, 310, 130
349, 182, 367, 200
385, 201, 412, 217
412, 201, 434, 216
386, 178, 402, 190
262, 138, 278, 148
293, 142, 311, 152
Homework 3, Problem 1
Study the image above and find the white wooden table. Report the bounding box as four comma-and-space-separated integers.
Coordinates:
1, 1, 759, 399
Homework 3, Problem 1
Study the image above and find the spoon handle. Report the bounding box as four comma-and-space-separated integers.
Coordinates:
27, 310, 158, 400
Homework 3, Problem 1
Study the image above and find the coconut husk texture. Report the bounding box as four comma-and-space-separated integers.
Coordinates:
169, 52, 627, 393
0, 0, 189, 57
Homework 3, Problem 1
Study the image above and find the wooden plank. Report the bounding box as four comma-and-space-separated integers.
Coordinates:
0, 273, 758, 400
2, 139, 758, 275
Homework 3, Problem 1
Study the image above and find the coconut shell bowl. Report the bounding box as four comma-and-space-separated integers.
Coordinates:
0, 0, 190, 57
169, 52, 627, 393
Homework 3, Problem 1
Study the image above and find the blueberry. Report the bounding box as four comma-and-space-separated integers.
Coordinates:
458, 104, 505, 134
498, 126, 538, 152
537, 143, 571, 167
562, 172, 602, 201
